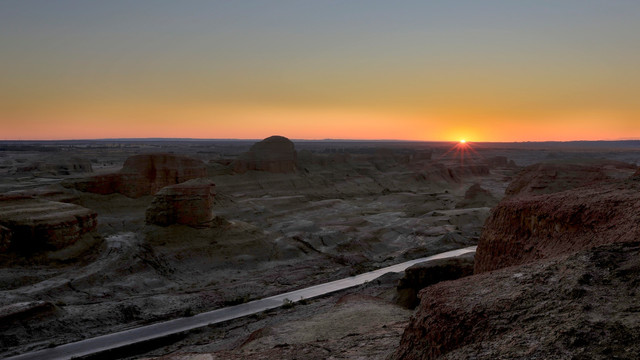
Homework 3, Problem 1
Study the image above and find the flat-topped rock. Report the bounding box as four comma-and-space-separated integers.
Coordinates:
234, 136, 297, 173
146, 179, 216, 227
0, 196, 97, 253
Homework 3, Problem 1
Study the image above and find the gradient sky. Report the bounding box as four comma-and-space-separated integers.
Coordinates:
1, 1, 639, 141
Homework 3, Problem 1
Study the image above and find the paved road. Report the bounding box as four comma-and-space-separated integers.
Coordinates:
4, 246, 476, 360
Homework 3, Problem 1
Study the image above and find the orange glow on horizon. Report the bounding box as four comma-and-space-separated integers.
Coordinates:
1, 101, 638, 142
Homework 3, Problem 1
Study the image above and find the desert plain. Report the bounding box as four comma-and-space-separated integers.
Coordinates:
1, 137, 639, 359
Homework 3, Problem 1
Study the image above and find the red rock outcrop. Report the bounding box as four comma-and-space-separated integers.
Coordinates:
0, 195, 98, 253
66, 153, 207, 198
234, 136, 297, 173
475, 180, 640, 273
145, 179, 216, 227
393, 241, 640, 359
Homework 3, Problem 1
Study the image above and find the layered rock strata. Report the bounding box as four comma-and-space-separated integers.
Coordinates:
145, 179, 216, 227
475, 181, 640, 273
0, 195, 97, 252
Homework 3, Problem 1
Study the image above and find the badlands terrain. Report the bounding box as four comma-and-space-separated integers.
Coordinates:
0, 137, 639, 359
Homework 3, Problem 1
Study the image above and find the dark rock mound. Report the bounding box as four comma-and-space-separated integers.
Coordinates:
393, 241, 640, 360
65, 153, 207, 198
234, 136, 297, 173
475, 181, 640, 273
0, 195, 97, 253
395, 252, 474, 309
145, 179, 216, 227
455, 183, 498, 209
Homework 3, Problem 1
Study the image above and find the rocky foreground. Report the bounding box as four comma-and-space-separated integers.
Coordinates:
394, 240, 640, 359
394, 167, 640, 359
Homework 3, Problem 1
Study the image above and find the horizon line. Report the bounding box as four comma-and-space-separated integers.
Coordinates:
1, 137, 640, 143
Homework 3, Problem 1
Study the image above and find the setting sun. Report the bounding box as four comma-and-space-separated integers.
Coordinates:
460, 139, 466, 144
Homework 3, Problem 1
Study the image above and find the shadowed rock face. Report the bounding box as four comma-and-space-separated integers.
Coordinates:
395, 252, 474, 309
475, 180, 640, 273
0, 195, 97, 253
234, 136, 297, 173
145, 179, 216, 227
66, 153, 207, 198
0, 225, 11, 252
393, 241, 640, 360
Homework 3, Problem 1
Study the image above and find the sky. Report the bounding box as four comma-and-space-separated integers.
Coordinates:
1, 1, 639, 142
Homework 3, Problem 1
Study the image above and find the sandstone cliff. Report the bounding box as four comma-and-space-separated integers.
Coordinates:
0, 195, 98, 253
145, 179, 216, 227
475, 180, 640, 273
393, 241, 640, 359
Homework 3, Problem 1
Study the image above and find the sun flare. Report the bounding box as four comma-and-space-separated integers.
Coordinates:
460, 139, 466, 143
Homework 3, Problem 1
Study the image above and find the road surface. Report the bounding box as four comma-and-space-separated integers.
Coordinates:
5, 246, 476, 360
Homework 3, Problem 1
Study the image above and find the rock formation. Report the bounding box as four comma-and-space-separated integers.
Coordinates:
505, 162, 612, 197
455, 183, 498, 209
145, 179, 216, 227
395, 252, 474, 309
16, 157, 93, 176
485, 155, 517, 168
66, 153, 207, 198
475, 180, 640, 273
6, 184, 79, 203
393, 241, 640, 359
0, 195, 98, 253
393, 165, 640, 359
234, 136, 297, 173
0, 224, 11, 252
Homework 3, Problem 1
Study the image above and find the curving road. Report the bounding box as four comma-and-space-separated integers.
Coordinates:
4, 246, 476, 360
